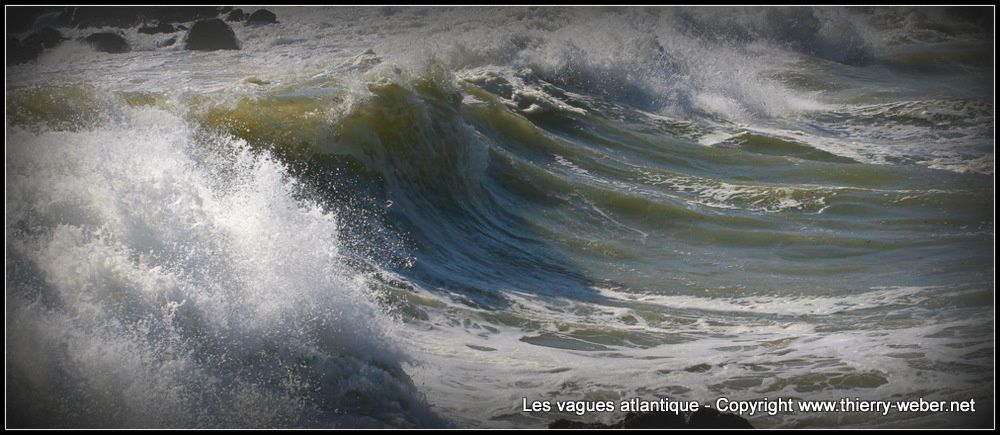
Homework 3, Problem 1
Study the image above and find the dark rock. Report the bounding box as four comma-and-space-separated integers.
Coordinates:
184, 19, 239, 51
138, 22, 176, 34
246, 9, 277, 25
22, 27, 65, 49
687, 407, 754, 429
548, 409, 753, 429
176, 25, 188, 31
83, 32, 129, 53
226, 9, 244, 22
9, 27, 65, 65
7, 36, 42, 65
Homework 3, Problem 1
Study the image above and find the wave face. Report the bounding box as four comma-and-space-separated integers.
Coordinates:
6, 108, 442, 428
6, 6, 994, 428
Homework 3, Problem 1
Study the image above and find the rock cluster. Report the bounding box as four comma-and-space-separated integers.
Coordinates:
7, 6, 279, 64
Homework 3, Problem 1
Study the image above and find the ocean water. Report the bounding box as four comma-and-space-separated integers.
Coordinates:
5, 6, 993, 428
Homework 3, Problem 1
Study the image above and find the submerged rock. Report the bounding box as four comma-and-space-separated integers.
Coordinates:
246, 9, 277, 25
83, 32, 129, 53
138, 21, 176, 34
226, 9, 244, 22
549, 410, 753, 429
184, 18, 239, 51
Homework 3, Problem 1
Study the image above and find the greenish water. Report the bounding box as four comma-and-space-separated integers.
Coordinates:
6, 6, 993, 429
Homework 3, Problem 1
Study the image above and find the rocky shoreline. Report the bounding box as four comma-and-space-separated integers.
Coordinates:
7, 6, 278, 65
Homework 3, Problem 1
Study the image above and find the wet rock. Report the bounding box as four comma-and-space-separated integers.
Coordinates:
549, 410, 753, 429
83, 32, 129, 53
22, 27, 65, 49
226, 9, 244, 22
184, 19, 239, 51
138, 22, 176, 34
246, 9, 277, 25
8, 27, 66, 65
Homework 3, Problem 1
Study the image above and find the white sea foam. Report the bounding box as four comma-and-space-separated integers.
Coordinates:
6, 6, 992, 428
6, 106, 438, 427
394, 284, 991, 428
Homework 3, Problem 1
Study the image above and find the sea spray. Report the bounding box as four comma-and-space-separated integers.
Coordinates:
6, 105, 441, 427
6, 6, 992, 429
